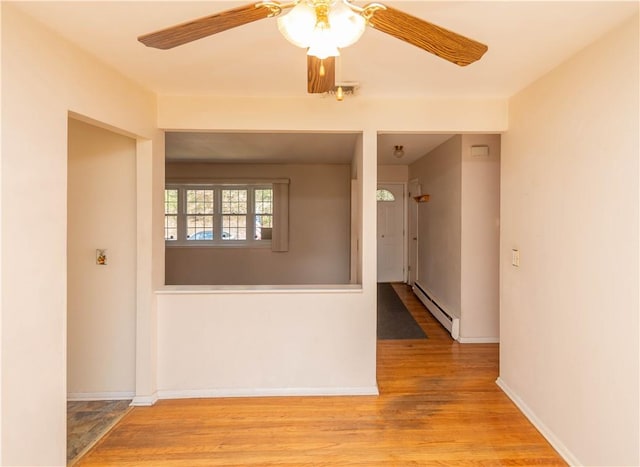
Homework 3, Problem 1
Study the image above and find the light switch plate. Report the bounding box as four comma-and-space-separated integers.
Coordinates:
511, 249, 520, 267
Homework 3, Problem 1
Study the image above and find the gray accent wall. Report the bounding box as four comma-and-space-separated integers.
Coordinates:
410, 136, 463, 316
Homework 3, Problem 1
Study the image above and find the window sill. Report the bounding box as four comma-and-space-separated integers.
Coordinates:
156, 284, 363, 295
165, 242, 272, 249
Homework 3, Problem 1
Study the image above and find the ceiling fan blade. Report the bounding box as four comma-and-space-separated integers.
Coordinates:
366, 6, 488, 66
307, 56, 335, 94
138, 2, 280, 50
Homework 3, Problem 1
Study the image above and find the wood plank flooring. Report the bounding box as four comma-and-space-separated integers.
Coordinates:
67, 400, 132, 465
77, 284, 566, 466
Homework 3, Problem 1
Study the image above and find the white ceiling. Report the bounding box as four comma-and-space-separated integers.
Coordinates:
13, 1, 637, 99
13, 1, 637, 164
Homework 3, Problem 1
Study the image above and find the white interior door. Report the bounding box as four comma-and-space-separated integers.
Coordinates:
377, 183, 405, 283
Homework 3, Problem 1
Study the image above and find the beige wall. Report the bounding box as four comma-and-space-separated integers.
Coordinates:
378, 165, 409, 183
499, 15, 639, 466
165, 163, 351, 285
67, 119, 137, 398
460, 134, 501, 341
1, 5, 161, 465
409, 136, 463, 316
157, 288, 376, 396
158, 96, 508, 132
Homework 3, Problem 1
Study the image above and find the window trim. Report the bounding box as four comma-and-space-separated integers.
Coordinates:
165, 183, 273, 248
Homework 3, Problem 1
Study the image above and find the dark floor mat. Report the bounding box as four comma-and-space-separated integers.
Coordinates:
377, 283, 427, 340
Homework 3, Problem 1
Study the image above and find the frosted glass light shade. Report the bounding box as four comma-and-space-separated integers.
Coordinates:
328, 1, 366, 48
277, 2, 317, 48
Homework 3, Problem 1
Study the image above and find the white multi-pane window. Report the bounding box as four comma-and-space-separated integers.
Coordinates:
164, 184, 273, 246
254, 188, 273, 240
164, 189, 178, 241
221, 189, 248, 240
186, 189, 215, 240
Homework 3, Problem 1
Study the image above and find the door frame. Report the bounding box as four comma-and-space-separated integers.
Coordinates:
377, 181, 408, 283
407, 178, 421, 286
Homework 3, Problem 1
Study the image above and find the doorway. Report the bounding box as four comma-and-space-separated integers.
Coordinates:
376, 183, 405, 282
67, 117, 137, 462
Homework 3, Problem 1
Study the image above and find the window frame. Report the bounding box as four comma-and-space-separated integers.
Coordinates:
165, 183, 273, 248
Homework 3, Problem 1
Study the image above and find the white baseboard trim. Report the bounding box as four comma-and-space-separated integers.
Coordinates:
158, 386, 380, 400
496, 377, 580, 466
67, 391, 135, 401
458, 336, 500, 344
131, 392, 159, 406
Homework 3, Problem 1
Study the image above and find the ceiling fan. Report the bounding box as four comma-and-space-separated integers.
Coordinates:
138, 0, 488, 94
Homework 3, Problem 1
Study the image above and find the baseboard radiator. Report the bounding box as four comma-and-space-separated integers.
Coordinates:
413, 281, 460, 340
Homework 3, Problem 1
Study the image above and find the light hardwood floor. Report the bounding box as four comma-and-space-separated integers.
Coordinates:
78, 284, 566, 466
